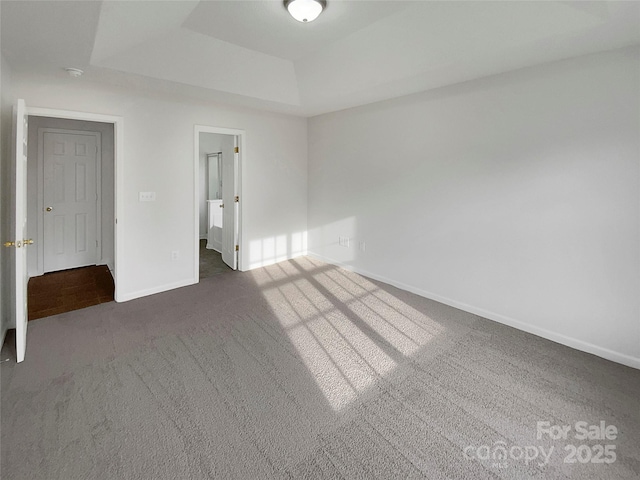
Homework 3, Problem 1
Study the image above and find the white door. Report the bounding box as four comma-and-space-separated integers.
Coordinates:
43, 132, 98, 272
221, 137, 237, 270
12, 99, 29, 363
232, 138, 239, 267
207, 199, 223, 253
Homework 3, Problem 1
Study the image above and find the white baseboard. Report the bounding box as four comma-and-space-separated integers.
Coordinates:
115, 278, 196, 303
307, 252, 640, 370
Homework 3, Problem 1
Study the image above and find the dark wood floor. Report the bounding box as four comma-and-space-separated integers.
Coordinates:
28, 265, 115, 320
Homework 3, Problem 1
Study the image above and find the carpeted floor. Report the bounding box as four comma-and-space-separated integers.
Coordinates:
1, 257, 639, 479
199, 239, 233, 279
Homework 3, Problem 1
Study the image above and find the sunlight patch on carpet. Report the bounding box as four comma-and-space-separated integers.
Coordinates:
251, 257, 444, 410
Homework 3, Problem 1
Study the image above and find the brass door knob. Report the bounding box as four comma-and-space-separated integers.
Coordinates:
3, 241, 15, 247
24, 239, 34, 245
46, 206, 53, 212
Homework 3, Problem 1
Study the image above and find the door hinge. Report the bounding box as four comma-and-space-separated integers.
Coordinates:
234, 196, 239, 203
234, 146, 239, 154
235, 245, 239, 252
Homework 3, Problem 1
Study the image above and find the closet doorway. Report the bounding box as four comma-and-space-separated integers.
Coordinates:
26, 117, 116, 319
195, 126, 243, 279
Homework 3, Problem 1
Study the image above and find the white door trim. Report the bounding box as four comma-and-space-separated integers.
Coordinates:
28, 107, 124, 302
37, 128, 102, 275
193, 125, 245, 282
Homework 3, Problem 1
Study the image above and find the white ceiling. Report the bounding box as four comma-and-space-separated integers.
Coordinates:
2, 0, 639, 117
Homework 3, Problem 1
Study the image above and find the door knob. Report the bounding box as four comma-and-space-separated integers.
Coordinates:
220, 203, 224, 208
24, 239, 34, 245
46, 206, 53, 212
3, 241, 15, 247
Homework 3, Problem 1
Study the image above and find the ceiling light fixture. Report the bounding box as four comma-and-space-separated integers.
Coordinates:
65, 67, 84, 78
284, 0, 326, 23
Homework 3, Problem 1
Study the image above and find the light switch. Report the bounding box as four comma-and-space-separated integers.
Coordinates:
139, 191, 156, 202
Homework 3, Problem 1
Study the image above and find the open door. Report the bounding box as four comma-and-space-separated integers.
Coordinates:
195, 126, 242, 276
221, 136, 238, 270
232, 137, 239, 268
8, 99, 30, 362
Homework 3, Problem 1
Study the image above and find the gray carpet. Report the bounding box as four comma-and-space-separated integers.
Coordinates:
1, 257, 639, 479
199, 239, 232, 279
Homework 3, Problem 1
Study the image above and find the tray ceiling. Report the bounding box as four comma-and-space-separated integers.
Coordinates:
2, 1, 639, 116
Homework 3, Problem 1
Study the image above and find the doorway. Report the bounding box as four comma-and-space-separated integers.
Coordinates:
7, 100, 123, 362
26, 116, 116, 318
195, 126, 243, 280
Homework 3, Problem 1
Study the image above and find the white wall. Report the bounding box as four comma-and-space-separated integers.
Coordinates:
0, 8, 3, 345
308, 47, 640, 368
26, 117, 115, 276
12, 72, 307, 301
1, 50, 15, 342
0, 28, 4, 344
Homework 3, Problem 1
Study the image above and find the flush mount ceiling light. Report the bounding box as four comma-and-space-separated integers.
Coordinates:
64, 67, 84, 78
284, 0, 326, 23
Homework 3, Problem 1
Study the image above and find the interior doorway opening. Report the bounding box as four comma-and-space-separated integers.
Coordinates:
7, 100, 123, 362
26, 116, 116, 319
195, 126, 243, 281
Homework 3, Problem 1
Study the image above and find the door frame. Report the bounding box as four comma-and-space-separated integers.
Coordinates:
28, 107, 124, 301
193, 125, 244, 281
37, 128, 102, 275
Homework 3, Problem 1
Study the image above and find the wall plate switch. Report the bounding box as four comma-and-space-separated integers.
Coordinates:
139, 191, 156, 202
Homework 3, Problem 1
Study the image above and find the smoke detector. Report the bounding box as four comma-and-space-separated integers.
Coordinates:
64, 68, 84, 78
